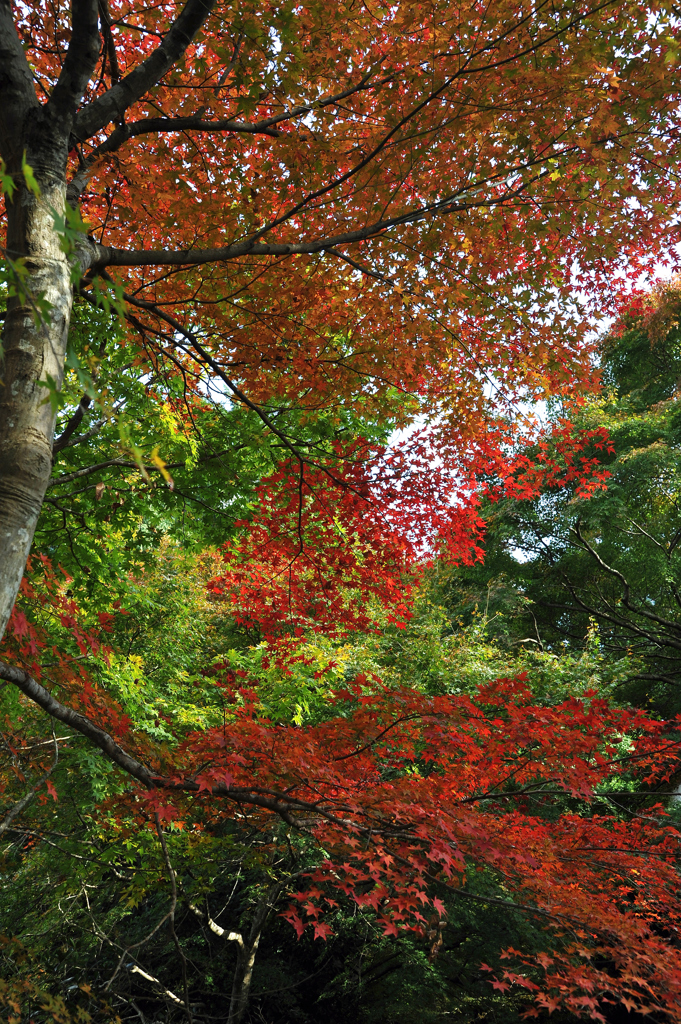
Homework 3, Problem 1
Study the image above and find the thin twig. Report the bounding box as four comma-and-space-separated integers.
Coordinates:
154, 812, 192, 1023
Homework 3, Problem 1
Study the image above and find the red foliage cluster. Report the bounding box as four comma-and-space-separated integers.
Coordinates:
208, 421, 615, 639
492, 421, 615, 502
1, 559, 133, 741
5, 556, 112, 677
123, 675, 681, 1021
3, 520, 681, 1023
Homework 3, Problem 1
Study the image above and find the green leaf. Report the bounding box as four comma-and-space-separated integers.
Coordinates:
21, 153, 40, 197
0, 158, 16, 200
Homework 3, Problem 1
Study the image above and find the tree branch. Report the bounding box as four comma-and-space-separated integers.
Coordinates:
154, 812, 192, 1024
0, 660, 157, 786
211, 72, 393, 132
98, 0, 121, 85
0, 659, 335, 827
0, 0, 39, 161
188, 902, 244, 945
66, 73, 390, 199
53, 396, 95, 455
572, 520, 681, 636
89, 166, 545, 270
48, 0, 101, 125
72, 0, 218, 142
113, 289, 359, 497
52, 336, 107, 455
50, 445, 244, 486
557, 575, 681, 653
93, 115, 282, 154
0, 731, 59, 836
48, 458, 185, 487
128, 966, 185, 1008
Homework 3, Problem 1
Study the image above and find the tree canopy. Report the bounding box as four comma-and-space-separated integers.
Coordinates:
2, 2, 681, 1023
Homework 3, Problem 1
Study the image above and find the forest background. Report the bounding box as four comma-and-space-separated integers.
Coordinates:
2, 1, 681, 1022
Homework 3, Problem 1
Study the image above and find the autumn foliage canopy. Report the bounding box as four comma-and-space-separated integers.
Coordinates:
1, 0, 681, 1020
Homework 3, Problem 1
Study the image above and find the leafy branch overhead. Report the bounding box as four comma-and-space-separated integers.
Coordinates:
1, 2, 681, 1023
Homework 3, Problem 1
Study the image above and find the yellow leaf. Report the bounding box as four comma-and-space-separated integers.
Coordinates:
150, 447, 174, 490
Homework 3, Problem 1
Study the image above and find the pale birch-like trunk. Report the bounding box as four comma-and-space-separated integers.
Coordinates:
0, 174, 74, 639
0, 0, 216, 645
191, 893, 270, 1024
0, 0, 101, 643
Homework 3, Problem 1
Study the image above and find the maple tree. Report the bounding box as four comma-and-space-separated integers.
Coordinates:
2, 2, 681, 1021
1, 0, 681, 633
2, 561, 681, 1021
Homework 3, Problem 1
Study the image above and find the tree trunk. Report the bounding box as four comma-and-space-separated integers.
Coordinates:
227, 892, 274, 1024
0, 0, 100, 643
0, 170, 73, 639
228, 932, 263, 1024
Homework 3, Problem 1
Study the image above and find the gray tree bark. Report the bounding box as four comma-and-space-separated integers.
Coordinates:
0, 0, 215, 642
228, 924, 264, 1024
0, 0, 99, 639
1, 173, 74, 639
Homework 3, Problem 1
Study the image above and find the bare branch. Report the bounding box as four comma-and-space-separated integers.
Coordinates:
154, 813, 192, 1023
558, 573, 681, 654
48, 0, 101, 125
52, 336, 107, 455
572, 521, 681, 636
93, 115, 282, 154
0, 0, 39, 160
128, 965, 185, 1007
188, 902, 244, 945
50, 445, 242, 486
89, 164, 547, 271
215, 72, 392, 131
53, 395, 96, 455
53, 413, 109, 455
48, 458, 184, 487
623, 516, 669, 556
72, 0, 218, 143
